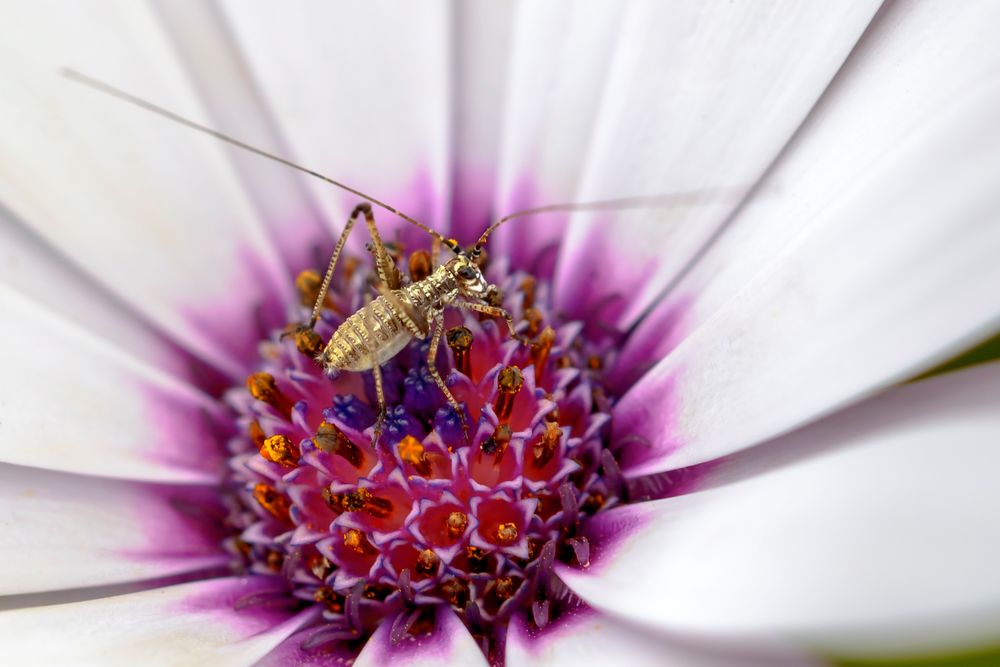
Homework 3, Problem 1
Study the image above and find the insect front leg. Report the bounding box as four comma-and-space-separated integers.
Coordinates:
425, 311, 469, 441
454, 300, 530, 346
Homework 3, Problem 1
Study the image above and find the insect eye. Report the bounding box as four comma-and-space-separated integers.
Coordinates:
457, 266, 477, 280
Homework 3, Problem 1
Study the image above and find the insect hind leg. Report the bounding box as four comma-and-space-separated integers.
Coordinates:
297, 202, 401, 338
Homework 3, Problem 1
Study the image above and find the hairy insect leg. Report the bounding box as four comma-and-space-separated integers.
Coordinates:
454, 301, 530, 346
305, 207, 361, 329
356, 203, 404, 291
425, 312, 469, 441
302, 202, 402, 333
430, 235, 442, 269
361, 294, 387, 447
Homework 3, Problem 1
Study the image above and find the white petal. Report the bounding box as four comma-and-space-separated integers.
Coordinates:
617, 76, 1000, 476
0, 1, 291, 375
562, 363, 1000, 654
0, 463, 225, 595
506, 607, 817, 667
447, 1, 516, 242
552, 1, 880, 324
0, 205, 203, 383
0, 284, 223, 482
152, 0, 333, 277
481, 1, 629, 263
0, 577, 315, 667
354, 606, 488, 667
627, 2, 1000, 367
217, 0, 452, 245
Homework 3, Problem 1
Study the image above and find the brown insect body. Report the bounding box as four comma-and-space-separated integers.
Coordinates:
320, 260, 460, 373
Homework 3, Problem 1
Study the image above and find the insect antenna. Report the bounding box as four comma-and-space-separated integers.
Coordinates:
62, 68, 446, 244
472, 188, 744, 257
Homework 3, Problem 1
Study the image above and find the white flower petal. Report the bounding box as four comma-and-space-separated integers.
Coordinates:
617, 77, 1000, 476
152, 0, 333, 277
0, 463, 225, 595
217, 0, 452, 244
481, 1, 628, 263
0, 284, 223, 482
0, 1, 292, 376
551, 1, 880, 324
447, 1, 516, 242
354, 606, 488, 667
0, 577, 314, 667
561, 363, 1000, 654
0, 205, 203, 383
506, 607, 817, 667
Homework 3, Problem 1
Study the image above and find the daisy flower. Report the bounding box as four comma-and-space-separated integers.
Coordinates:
2, 2, 1000, 666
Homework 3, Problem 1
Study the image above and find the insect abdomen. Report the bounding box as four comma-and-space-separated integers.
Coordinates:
320, 296, 409, 373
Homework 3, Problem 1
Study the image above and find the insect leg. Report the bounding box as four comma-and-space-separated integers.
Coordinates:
306, 205, 364, 329
356, 203, 404, 291
453, 301, 530, 345
430, 235, 442, 269
425, 311, 469, 440
361, 295, 387, 446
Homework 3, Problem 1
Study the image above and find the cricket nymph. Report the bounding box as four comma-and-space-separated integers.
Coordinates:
319, 254, 498, 373
303, 203, 523, 441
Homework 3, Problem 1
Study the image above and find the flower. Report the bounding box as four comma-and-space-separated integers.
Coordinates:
2, 2, 1000, 666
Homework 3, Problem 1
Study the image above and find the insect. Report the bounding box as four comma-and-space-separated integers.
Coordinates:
291, 199, 524, 441
64, 69, 729, 443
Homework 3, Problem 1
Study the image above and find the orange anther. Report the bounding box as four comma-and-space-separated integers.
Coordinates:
259, 434, 300, 467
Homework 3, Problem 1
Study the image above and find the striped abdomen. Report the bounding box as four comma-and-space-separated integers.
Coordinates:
320, 295, 411, 372
319, 265, 459, 373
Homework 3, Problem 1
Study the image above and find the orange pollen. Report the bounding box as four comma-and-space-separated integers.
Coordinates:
415, 548, 439, 576
495, 522, 518, 545
246, 372, 292, 417
494, 365, 524, 422
259, 434, 300, 467
342, 488, 393, 519
587, 355, 603, 370
397, 435, 431, 476
314, 421, 362, 468
292, 326, 324, 357
343, 529, 375, 555
441, 578, 469, 607
480, 423, 512, 462
533, 422, 562, 468
265, 550, 283, 571
446, 326, 474, 377
523, 307, 543, 338
531, 326, 556, 378
408, 249, 433, 282
321, 487, 344, 514
466, 545, 489, 571
544, 397, 561, 423
252, 482, 290, 523
294, 268, 341, 315
520, 276, 536, 310
313, 587, 344, 613
447, 511, 469, 539
248, 420, 266, 449
493, 576, 516, 600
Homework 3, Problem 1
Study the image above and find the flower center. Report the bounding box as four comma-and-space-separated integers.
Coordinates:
224, 241, 624, 660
